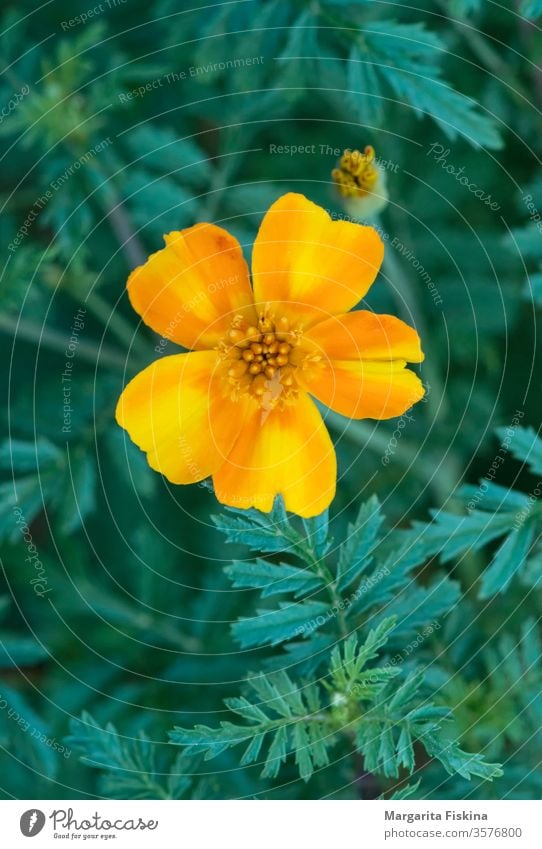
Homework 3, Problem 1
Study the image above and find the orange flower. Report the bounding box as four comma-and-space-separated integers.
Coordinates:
116, 193, 424, 518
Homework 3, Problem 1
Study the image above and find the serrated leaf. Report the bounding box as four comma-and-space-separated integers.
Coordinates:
293, 722, 314, 781
240, 733, 266, 767
303, 509, 330, 558
458, 481, 530, 513
262, 725, 288, 778
409, 509, 517, 564
225, 558, 323, 599
338, 495, 383, 591
421, 731, 503, 780
212, 497, 302, 556
479, 517, 536, 598
232, 600, 330, 648
497, 426, 542, 477
346, 46, 384, 126
364, 19, 501, 148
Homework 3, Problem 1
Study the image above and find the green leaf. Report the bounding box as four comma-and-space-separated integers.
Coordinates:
57, 449, 97, 535
519, 0, 542, 19
293, 722, 314, 781
123, 168, 195, 239
274, 9, 316, 96
212, 498, 302, 556
67, 712, 193, 799
0, 438, 62, 472
421, 732, 503, 781
303, 509, 330, 558
497, 426, 542, 477
261, 724, 287, 778
337, 495, 383, 591
449, 0, 482, 13
0, 438, 97, 540
0, 684, 58, 778
0, 634, 48, 669
346, 46, 384, 127
526, 271, 542, 306
225, 558, 323, 599
330, 618, 397, 693
232, 600, 330, 648
170, 670, 328, 783
479, 518, 537, 598
382, 780, 421, 800
407, 509, 518, 564
123, 126, 212, 188
0, 597, 10, 622
0, 440, 64, 542
458, 481, 531, 513
363, 20, 502, 148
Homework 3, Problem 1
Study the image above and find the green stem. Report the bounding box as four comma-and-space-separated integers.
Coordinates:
309, 551, 348, 638
200, 156, 238, 222
81, 155, 147, 270
83, 289, 150, 365
0, 313, 127, 370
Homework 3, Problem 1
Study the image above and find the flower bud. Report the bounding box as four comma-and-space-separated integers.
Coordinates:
332, 145, 388, 219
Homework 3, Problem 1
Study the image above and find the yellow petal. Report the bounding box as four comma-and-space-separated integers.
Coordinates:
213, 394, 336, 518
299, 359, 425, 420
116, 351, 245, 483
304, 310, 424, 363
251, 193, 384, 327
127, 224, 256, 350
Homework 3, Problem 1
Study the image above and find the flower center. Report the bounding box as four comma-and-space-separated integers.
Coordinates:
219, 311, 301, 408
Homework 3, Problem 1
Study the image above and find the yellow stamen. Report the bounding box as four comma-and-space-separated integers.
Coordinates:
332, 145, 380, 198
219, 311, 301, 407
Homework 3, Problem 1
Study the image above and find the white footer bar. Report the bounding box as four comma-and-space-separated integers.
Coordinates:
2, 800, 540, 848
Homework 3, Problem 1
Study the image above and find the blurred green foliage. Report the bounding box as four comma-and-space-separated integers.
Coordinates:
1, 0, 542, 800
